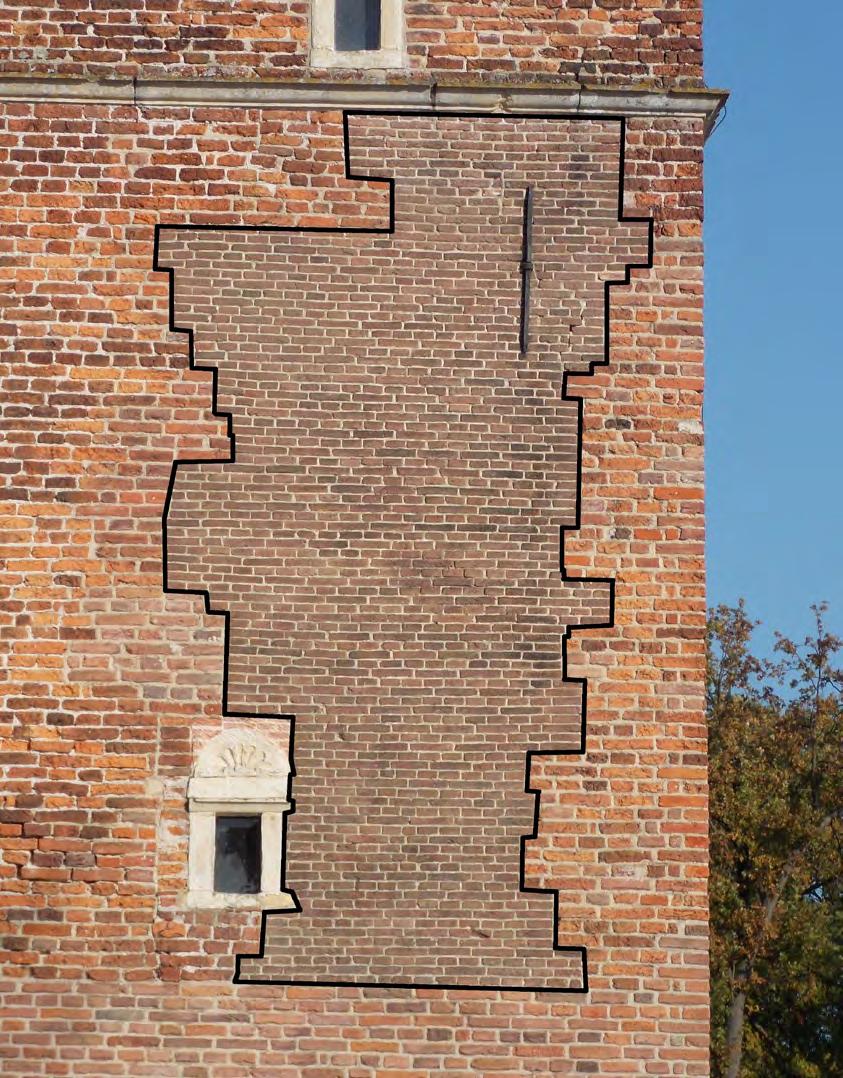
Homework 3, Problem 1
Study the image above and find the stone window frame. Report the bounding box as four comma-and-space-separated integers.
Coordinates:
185, 729, 296, 910
310, 0, 406, 69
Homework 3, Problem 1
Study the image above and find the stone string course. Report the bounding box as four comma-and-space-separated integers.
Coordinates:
0, 3, 708, 1073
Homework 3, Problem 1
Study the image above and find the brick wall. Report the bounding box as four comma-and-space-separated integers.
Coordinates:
0, 4, 709, 1074
159, 113, 649, 992
0, 1, 703, 87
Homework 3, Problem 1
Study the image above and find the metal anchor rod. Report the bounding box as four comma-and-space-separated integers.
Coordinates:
518, 184, 534, 355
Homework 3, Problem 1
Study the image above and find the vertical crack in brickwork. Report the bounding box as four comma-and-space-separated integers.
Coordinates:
156, 113, 651, 990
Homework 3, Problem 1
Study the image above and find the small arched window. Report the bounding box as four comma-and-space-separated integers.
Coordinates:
185, 729, 295, 910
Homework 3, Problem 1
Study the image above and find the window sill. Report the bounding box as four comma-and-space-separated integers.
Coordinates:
310, 46, 407, 69
182, 889, 297, 912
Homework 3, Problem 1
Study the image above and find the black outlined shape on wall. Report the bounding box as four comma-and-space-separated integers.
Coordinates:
155, 112, 653, 993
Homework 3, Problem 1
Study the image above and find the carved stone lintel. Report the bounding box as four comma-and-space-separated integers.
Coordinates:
194, 729, 289, 780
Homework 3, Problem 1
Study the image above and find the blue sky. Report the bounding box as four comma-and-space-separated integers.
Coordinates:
704, 0, 843, 653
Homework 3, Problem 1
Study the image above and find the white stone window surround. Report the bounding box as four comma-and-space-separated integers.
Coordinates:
185, 729, 296, 911
310, 0, 406, 69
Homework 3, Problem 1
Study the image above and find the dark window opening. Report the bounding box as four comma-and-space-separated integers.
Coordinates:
335, 0, 381, 51
214, 815, 261, 894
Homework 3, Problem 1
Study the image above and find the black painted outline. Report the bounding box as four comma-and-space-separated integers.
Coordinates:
153, 110, 654, 994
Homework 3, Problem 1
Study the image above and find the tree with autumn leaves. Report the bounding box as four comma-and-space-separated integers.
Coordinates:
708, 603, 843, 1076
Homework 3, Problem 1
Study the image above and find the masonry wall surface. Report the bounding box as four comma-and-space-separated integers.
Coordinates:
1, 3, 709, 1074
161, 113, 651, 992
0, 0, 703, 86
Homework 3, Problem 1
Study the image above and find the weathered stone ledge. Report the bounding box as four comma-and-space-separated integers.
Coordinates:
0, 75, 727, 135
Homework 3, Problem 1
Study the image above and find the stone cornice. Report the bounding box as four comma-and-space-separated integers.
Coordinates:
0, 75, 728, 136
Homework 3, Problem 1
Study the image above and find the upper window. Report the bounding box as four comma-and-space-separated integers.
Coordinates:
335, 0, 381, 51
311, 0, 405, 69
